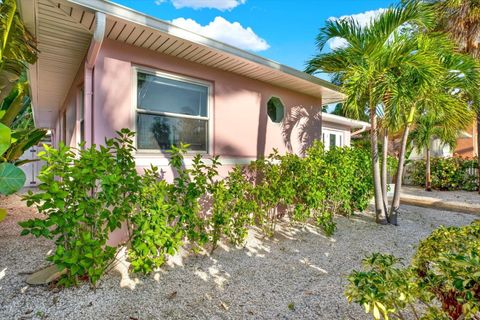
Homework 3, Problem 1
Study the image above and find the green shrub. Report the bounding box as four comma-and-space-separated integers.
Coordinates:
20, 130, 373, 286
20, 129, 142, 286
409, 157, 478, 191
128, 165, 181, 274
345, 221, 480, 320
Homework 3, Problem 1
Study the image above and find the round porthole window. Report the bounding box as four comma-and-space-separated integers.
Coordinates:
267, 97, 284, 123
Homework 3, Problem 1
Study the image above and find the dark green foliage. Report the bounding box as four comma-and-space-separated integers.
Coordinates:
20, 130, 373, 286
409, 157, 478, 191
346, 221, 480, 319
128, 165, 181, 274
20, 129, 142, 286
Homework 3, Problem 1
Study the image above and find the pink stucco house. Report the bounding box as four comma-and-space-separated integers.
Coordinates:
19, 0, 370, 177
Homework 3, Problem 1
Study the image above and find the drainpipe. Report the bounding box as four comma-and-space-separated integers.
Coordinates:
351, 125, 368, 137
84, 12, 106, 147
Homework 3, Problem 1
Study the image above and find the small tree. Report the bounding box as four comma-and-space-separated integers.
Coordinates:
306, 0, 436, 224
409, 105, 472, 191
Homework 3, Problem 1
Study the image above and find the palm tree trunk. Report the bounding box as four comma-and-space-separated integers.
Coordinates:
370, 104, 387, 224
381, 128, 389, 217
425, 146, 431, 191
389, 124, 410, 225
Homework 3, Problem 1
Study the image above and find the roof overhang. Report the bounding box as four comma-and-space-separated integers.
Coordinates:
19, 0, 345, 129
322, 112, 371, 129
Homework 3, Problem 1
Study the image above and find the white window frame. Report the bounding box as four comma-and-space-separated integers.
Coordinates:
132, 66, 213, 155
322, 128, 345, 150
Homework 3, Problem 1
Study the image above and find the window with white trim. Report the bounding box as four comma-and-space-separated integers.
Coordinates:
136, 71, 210, 152
322, 129, 344, 150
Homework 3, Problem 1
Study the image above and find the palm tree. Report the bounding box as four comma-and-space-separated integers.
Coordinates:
409, 104, 474, 191
428, 0, 480, 193
307, 1, 479, 224
306, 1, 436, 224
385, 33, 479, 224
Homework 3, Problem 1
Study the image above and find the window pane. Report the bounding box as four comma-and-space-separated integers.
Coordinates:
137, 113, 207, 151
66, 103, 76, 145
80, 120, 85, 144
329, 134, 336, 148
79, 88, 84, 121
137, 72, 208, 117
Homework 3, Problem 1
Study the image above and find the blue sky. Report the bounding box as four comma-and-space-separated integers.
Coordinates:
112, 0, 396, 71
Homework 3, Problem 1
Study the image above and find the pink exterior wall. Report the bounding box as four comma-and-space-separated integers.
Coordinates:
90, 39, 323, 177
52, 39, 361, 180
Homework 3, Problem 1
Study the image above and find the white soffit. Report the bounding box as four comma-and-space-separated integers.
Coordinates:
19, 0, 94, 128
20, 0, 345, 128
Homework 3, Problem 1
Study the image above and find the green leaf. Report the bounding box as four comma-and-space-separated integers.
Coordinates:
0, 163, 25, 195
0, 123, 12, 155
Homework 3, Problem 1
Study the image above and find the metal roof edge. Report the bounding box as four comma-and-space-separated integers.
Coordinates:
65, 0, 343, 95
322, 112, 371, 129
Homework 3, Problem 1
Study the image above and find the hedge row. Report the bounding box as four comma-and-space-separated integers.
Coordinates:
408, 157, 478, 191
19, 129, 373, 287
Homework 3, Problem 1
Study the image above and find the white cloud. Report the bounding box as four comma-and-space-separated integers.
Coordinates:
171, 16, 269, 51
327, 8, 386, 50
171, 0, 246, 11
155, 0, 166, 4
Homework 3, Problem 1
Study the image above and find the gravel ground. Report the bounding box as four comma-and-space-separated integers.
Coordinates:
402, 186, 480, 206
0, 194, 478, 320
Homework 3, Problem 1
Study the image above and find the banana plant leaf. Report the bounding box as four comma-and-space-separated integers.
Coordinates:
3, 128, 46, 162
0, 79, 27, 126
0, 122, 11, 155
0, 0, 38, 101
14, 158, 39, 166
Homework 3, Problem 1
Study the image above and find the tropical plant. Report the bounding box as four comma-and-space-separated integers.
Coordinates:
386, 33, 479, 223
0, 80, 46, 195
306, 0, 437, 224
307, 1, 479, 224
346, 220, 480, 320
409, 105, 473, 191
0, 0, 37, 102
0, 0, 42, 196
428, 0, 480, 194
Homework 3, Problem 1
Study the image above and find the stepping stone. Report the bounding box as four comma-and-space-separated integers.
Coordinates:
26, 265, 66, 285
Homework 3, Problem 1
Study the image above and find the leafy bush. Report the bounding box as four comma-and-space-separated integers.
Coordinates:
20, 130, 373, 286
20, 130, 142, 286
409, 157, 478, 191
346, 221, 480, 320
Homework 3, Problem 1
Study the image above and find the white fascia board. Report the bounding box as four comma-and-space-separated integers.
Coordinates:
322, 112, 371, 129
65, 0, 343, 96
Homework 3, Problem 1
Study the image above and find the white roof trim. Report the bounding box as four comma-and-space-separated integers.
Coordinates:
66, 0, 344, 98
322, 112, 371, 129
